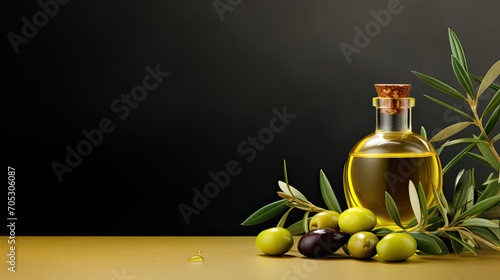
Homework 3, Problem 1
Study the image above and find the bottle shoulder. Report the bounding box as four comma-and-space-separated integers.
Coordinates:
349, 131, 437, 156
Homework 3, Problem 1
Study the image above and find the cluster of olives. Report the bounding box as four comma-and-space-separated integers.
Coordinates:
255, 207, 417, 262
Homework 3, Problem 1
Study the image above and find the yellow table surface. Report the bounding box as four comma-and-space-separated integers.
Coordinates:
1, 236, 498, 280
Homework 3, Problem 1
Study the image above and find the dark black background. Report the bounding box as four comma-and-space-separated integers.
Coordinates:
3, 0, 499, 236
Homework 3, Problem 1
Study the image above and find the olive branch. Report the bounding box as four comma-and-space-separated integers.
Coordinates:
412, 28, 500, 175
241, 29, 499, 256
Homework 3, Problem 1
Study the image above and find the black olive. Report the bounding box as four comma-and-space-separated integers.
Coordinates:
298, 228, 350, 258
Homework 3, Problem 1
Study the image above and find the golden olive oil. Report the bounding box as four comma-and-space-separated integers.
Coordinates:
188, 255, 204, 262
344, 152, 441, 227
189, 251, 204, 262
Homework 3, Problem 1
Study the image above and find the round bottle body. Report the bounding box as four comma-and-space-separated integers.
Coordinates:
343, 131, 442, 228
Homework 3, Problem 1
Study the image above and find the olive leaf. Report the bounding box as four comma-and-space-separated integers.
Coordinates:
482, 89, 500, 118
445, 231, 477, 256
475, 137, 499, 164
492, 133, 500, 143
442, 144, 475, 174
469, 74, 500, 91
435, 145, 445, 156
460, 229, 500, 250
466, 169, 476, 210
424, 95, 474, 121
458, 195, 500, 221
458, 230, 481, 249
408, 180, 422, 225
417, 182, 429, 226
405, 206, 437, 229
286, 218, 311, 235
283, 160, 295, 199
412, 71, 466, 100
477, 60, 500, 100
482, 177, 499, 186
319, 169, 342, 213
409, 232, 449, 255
467, 226, 500, 248
461, 218, 499, 229
477, 181, 500, 203
285, 200, 312, 211
454, 169, 466, 190
487, 221, 500, 238
303, 210, 311, 233
441, 137, 488, 147
430, 122, 474, 142
385, 192, 404, 229
451, 55, 474, 98
278, 181, 309, 203
241, 199, 288, 225
431, 185, 449, 227
475, 137, 500, 172
420, 126, 427, 140
445, 231, 464, 255
483, 105, 500, 137
466, 152, 492, 167
447, 197, 456, 219
276, 207, 294, 228
448, 28, 468, 72
424, 215, 444, 232
482, 223, 500, 240
482, 173, 495, 185
440, 190, 450, 212
453, 169, 472, 219
372, 227, 394, 236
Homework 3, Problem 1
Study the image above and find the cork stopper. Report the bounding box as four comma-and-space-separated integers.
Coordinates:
375, 84, 411, 98
374, 84, 412, 114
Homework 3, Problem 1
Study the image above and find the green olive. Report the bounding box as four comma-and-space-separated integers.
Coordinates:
309, 211, 340, 231
347, 231, 379, 259
376, 233, 417, 262
338, 207, 377, 234
255, 227, 294, 256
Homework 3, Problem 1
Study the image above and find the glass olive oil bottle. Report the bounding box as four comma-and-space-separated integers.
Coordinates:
343, 84, 443, 228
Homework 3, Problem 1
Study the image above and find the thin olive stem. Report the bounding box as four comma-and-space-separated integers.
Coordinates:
416, 223, 435, 232
289, 197, 326, 212
277, 207, 295, 228
438, 227, 460, 232
469, 99, 500, 164
277, 192, 325, 212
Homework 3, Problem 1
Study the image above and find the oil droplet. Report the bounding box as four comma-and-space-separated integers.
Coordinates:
197, 251, 202, 254
188, 255, 204, 262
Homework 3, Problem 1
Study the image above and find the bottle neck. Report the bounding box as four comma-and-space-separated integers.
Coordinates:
376, 107, 412, 132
